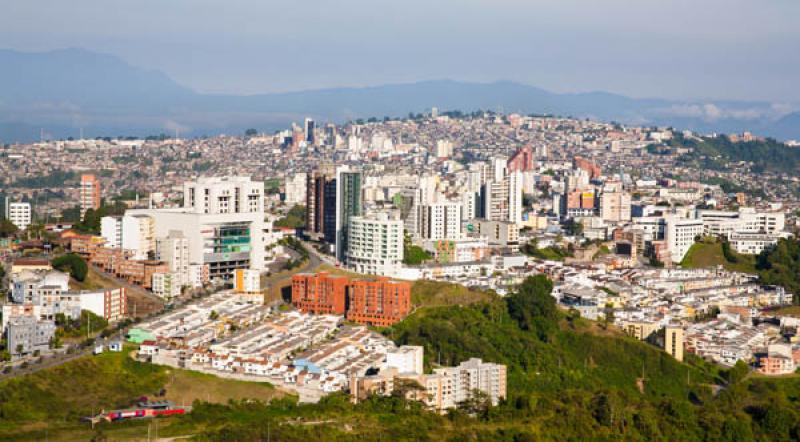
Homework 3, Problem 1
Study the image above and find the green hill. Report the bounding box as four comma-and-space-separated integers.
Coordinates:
3, 276, 800, 441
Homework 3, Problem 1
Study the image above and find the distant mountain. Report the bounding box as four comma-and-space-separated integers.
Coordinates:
0, 48, 797, 142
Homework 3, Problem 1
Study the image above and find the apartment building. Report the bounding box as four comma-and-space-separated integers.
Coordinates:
416, 202, 463, 241
345, 212, 403, 276
80, 174, 101, 217
4, 199, 31, 230
665, 216, 704, 263
291, 272, 349, 315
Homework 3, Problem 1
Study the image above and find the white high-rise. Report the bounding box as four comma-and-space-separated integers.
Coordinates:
345, 212, 404, 276
665, 216, 704, 263
417, 202, 463, 241
5, 199, 31, 231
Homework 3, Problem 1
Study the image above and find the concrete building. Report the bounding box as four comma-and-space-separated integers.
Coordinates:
416, 202, 462, 241
665, 325, 684, 362
126, 176, 267, 280
728, 232, 780, 255
80, 174, 101, 218
4, 199, 31, 230
386, 345, 424, 375
306, 171, 337, 243
600, 182, 631, 223
345, 212, 403, 276
284, 173, 308, 205
234, 268, 261, 293
101, 214, 156, 259
665, 217, 704, 263
7, 315, 55, 356
335, 167, 363, 262
155, 230, 190, 285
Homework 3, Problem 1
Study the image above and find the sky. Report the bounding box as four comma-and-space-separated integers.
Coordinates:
2, 0, 799, 102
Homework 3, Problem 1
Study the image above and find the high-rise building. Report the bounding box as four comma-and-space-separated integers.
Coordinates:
101, 214, 156, 259
4, 198, 31, 230
481, 172, 521, 224
304, 118, 316, 144
665, 325, 684, 362
80, 174, 101, 218
306, 171, 337, 243
600, 182, 632, 223
155, 230, 190, 283
417, 202, 463, 240
507, 145, 535, 172
345, 212, 403, 276
284, 173, 308, 205
335, 167, 362, 262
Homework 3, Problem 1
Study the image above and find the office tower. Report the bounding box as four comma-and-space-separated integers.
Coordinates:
335, 167, 362, 262
4, 198, 31, 230
304, 117, 315, 144
345, 212, 403, 276
665, 325, 684, 362
324, 123, 336, 146
306, 171, 337, 244
80, 174, 101, 218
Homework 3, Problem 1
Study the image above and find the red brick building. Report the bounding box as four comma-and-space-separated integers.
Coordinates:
573, 156, 601, 180
291, 272, 348, 315
291, 272, 411, 326
346, 278, 411, 327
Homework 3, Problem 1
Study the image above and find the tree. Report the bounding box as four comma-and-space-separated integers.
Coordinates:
244, 128, 258, 137
506, 274, 558, 341
724, 360, 749, 385
0, 219, 18, 238
15, 344, 23, 355
52, 254, 88, 281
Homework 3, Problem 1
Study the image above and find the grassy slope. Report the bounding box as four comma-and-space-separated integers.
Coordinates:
0, 348, 287, 440
681, 239, 757, 273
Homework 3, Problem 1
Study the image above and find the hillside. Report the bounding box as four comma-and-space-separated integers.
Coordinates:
678, 133, 800, 174
3, 276, 800, 440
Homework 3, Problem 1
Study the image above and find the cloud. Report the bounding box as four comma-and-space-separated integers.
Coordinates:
654, 103, 782, 122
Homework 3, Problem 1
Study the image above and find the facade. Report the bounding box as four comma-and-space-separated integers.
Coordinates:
292, 272, 411, 326
507, 145, 535, 172
305, 171, 337, 243
600, 183, 632, 223
284, 173, 307, 205
481, 172, 522, 224
152, 272, 182, 298
345, 212, 403, 276
346, 278, 411, 327
728, 232, 780, 255
665, 217, 704, 263
417, 202, 462, 241
335, 167, 363, 262
234, 268, 261, 293
101, 215, 156, 259
126, 176, 267, 280
7, 315, 55, 355
665, 325, 684, 362
155, 230, 190, 285
5, 199, 32, 230
80, 174, 101, 217
291, 272, 349, 315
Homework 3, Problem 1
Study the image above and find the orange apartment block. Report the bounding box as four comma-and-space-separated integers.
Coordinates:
291, 272, 412, 326
116, 259, 168, 289
573, 156, 601, 179
346, 278, 411, 327
291, 272, 349, 315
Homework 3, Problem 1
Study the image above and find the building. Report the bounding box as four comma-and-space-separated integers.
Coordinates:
507, 145, 535, 172
416, 202, 462, 241
756, 344, 797, 375
285, 173, 308, 205
335, 167, 363, 262
600, 182, 631, 223
77, 288, 128, 321
481, 172, 522, 224
101, 215, 156, 259
345, 212, 403, 276
7, 315, 55, 356
435, 139, 454, 158
291, 272, 349, 315
234, 268, 261, 293
292, 272, 411, 326
346, 278, 411, 327
155, 230, 190, 285
665, 325, 684, 362
80, 174, 101, 218
304, 118, 315, 144
474, 220, 519, 249
728, 232, 780, 255
10, 269, 69, 305
152, 272, 182, 298
306, 171, 337, 243
126, 176, 267, 280
665, 217, 704, 263
386, 345, 424, 375
4, 198, 31, 230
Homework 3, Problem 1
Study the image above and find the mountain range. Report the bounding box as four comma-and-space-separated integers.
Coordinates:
0, 48, 798, 142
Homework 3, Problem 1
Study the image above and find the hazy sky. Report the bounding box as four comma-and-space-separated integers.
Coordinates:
2, 0, 799, 102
